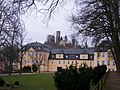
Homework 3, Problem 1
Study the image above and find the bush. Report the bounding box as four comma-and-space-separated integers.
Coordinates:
54, 64, 93, 90
54, 64, 107, 90
14, 81, 19, 86
22, 66, 31, 73
92, 65, 107, 85
32, 64, 38, 72
0, 78, 5, 86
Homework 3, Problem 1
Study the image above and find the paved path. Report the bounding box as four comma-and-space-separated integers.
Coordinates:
0, 73, 35, 76
0, 72, 54, 76
109, 71, 120, 90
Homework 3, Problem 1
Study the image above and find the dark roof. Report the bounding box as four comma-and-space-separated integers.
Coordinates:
51, 48, 94, 54
23, 42, 51, 52
94, 41, 111, 52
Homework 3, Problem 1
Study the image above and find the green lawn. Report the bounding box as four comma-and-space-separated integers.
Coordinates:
1, 73, 56, 90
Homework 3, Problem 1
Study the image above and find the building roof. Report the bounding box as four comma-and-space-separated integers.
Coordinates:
94, 41, 111, 52
23, 42, 51, 52
51, 48, 94, 54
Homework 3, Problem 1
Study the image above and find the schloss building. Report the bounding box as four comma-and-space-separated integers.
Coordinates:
22, 41, 116, 72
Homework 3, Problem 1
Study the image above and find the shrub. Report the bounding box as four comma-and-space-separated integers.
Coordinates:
14, 81, 19, 86
92, 65, 107, 85
22, 66, 31, 73
54, 64, 93, 90
0, 78, 5, 86
54, 64, 107, 90
32, 63, 38, 72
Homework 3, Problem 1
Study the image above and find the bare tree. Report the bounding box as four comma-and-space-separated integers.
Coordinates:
12, 0, 68, 21
70, 0, 120, 72
0, 0, 26, 74
18, 24, 26, 75
29, 51, 47, 73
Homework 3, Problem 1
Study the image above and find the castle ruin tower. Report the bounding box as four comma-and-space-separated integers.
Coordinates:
56, 31, 61, 45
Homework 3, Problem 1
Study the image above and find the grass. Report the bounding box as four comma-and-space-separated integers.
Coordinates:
1, 73, 56, 90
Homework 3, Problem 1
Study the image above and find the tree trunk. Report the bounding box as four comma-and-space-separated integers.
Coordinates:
19, 55, 23, 75
112, 31, 120, 72
9, 60, 12, 75
37, 65, 41, 73
114, 46, 120, 72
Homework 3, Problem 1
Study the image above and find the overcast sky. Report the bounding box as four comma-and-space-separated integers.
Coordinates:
22, 1, 75, 44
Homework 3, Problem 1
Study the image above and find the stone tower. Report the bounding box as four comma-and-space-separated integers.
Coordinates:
56, 31, 61, 45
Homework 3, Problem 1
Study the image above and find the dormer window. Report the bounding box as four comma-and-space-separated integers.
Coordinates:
76, 55, 79, 58
90, 55, 93, 59
82, 55, 85, 59
52, 55, 55, 58
100, 47, 103, 50
108, 52, 111, 57
97, 52, 100, 57
102, 52, 105, 57
38, 47, 41, 50
66, 55, 69, 58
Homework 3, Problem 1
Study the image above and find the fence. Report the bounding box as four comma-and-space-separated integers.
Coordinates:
93, 69, 110, 90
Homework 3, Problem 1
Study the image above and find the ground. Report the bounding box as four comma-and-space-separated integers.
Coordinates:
108, 71, 120, 90
1, 72, 56, 90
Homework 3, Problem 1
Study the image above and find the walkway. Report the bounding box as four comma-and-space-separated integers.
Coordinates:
109, 71, 120, 90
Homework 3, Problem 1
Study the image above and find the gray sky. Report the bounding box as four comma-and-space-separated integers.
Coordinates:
23, 1, 75, 44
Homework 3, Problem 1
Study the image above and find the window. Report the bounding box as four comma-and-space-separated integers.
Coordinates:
97, 53, 100, 57
63, 61, 65, 64
66, 55, 68, 58
68, 60, 70, 64
90, 61, 92, 66
36, 52, 38, 57
102, 52, 105, 57
76, 55, 79, 58
90, 55, 93, 59
58, 60, 60, 64
83, 61, 85, 64
38, 47, 41, 50
39, 53, 42, 57
100, 47, 103, 50
82, 55, 85, 59
97, 61, 99, 66
102, 61, 105, 65
32, 60, 34, 64
75, 60, 78, 64
27, 59, 29, 63
52, 55, 54, 58
108, 52, 111, 57
58, 54, 61, 58
107, 61, 110, 66
26, 52, 28, 56
52, 60, 54, 64
113, 61, 115, 66
32, 52, 35, 56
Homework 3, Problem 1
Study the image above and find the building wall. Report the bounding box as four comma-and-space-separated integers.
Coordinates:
21, 45, 117, 72
48, 53, 94, 71
94, 49, 116, 71
22, 47, 50, 72
48, 59, 94, 71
